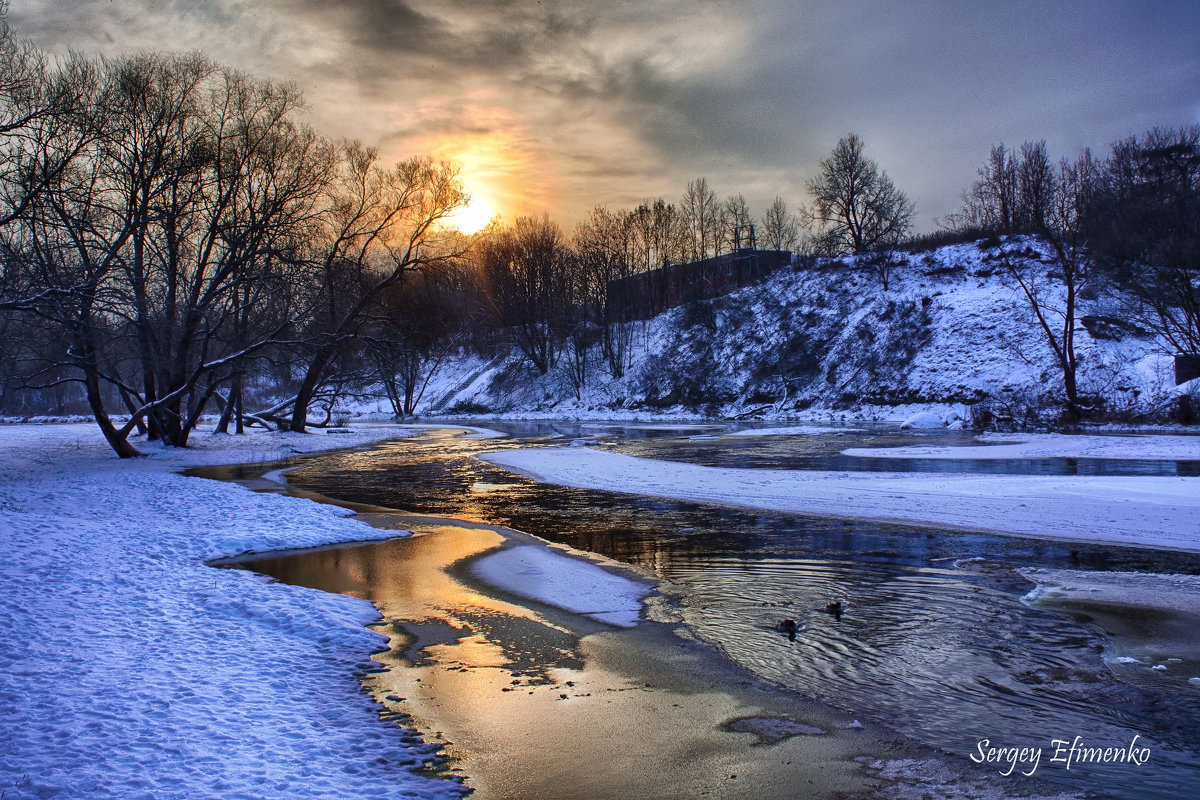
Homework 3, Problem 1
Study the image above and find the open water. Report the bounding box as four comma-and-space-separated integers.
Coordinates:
261, 423, 1200, 799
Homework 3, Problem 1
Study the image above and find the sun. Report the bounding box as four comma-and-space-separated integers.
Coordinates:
447, 193, 497, 235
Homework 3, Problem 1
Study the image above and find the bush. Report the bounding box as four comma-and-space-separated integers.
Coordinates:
444, 400, 491, 415
1173, 392, 1198, 425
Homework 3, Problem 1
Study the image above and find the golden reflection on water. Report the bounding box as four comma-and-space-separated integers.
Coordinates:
245, 522, 557, 626
240, 519, 618, 793
232, 509, 877, 798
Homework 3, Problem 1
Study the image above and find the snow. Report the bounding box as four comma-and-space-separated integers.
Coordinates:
395, 237, 1192, 425
728, 425, 864, 437
1019, 568, 1200, 617
469, 545, 651, 627
899, 411, 945, 429
0, 423, 464, 800
479, 447, 1200, 552
844, 432, 1200, 461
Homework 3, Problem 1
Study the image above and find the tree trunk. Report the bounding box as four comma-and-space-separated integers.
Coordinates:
82, 350, 142, 459
289, 349, 335, 433
214, 391, 234, 434
233, 377, 245, 435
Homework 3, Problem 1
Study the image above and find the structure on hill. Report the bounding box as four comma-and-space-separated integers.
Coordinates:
608, 246, 793, 320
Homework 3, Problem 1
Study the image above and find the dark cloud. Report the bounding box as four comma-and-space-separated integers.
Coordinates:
9, 0, 1199, 228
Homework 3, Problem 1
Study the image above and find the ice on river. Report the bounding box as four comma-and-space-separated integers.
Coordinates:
478, 446, 1200, 552
470, 544, 651, 627
729, 425, 864, 437
844, 432, 1200, 461
1020, 568, 1200, 617
1020, 568, 1200, 683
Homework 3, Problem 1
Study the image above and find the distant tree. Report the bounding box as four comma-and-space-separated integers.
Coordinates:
680, 177, 721, 261
720, 193, 754, 251
943, 143, 1018, 234
558, 247, 601, 398
624, 198, 686, 315
481, 215, 572, 374
760, 196, 800, 252
1014, 140, 1056, 233
574, 206, 635, 378
982, 143, 1019, 233
863, 250, 902, 292
994, 149, 1102, 421
626, 198, 685, 271
1087, 125, 1200, 357
806, 133, 915, 255
945, 140, 1057, 239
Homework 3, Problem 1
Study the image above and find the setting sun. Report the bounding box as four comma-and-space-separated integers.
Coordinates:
448, 192, 496, 234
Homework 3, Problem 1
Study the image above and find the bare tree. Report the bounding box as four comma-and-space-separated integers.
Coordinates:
806, 133, 914, 255
863, 249, 902, 291
680, 177, 720, 261
109, 55, 336, 447
1015, 140, 1055, 233
720, 193, 754, 251
1088, 125, 1200, 358
0, 31, 102, 305
982, 143, 1019, 233
943, 143, 1019, 234
6, 52, 145, 456
573, 205, 635, 378
623, 198, 686, 316
945, 140, 1059, 241
626, 199, 685, 271
370, 265, 465, 418
7, 52, 339, 455
558, 247, 601, 398
0, 13, 90, 229
995, 150, 1101, 421
760, 195, 800, 252
287, 149, 465, 432
480, 214, 571, 375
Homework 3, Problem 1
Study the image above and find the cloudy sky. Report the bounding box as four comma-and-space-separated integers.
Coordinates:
11, 0, 1200, 232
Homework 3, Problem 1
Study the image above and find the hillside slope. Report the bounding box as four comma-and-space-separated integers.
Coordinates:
403, 238, 1189, 427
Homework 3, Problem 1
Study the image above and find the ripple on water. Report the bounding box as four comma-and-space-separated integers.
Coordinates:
659, 554, 1200, 799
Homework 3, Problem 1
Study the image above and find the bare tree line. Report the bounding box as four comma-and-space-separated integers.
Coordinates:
414, 126, 1198, 423
0, 33, 467, 456
2, 13, 1194, 440
0, 5, 917, 441
940, 126, 1199, 421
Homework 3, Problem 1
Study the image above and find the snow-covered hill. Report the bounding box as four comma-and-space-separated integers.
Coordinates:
377, 238, 1192, 427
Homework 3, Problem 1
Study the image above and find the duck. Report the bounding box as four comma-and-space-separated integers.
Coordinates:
777, 618, 797, 641
824, 601, 842, 620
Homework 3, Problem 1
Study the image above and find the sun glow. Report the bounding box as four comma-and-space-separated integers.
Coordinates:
448, 192, 497, 235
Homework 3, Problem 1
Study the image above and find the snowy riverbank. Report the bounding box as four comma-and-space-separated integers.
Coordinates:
0, 423, 465, 800
479, 446, 1200, 552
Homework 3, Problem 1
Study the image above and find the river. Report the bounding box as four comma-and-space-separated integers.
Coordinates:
218, 422, 1200, 799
